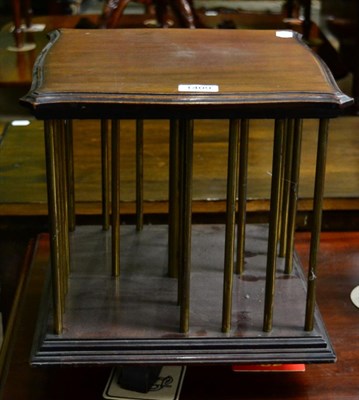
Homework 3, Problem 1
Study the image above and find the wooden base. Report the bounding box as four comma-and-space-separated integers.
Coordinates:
31, 224, 335, 366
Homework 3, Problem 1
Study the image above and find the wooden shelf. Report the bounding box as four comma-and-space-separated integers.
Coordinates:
31, 224, 335, 366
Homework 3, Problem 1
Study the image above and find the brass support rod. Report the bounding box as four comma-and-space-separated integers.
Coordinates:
236, 119, 249, 275
279, 119, 294, 257
136, 119, 144, 231
44, 120, 63, 334
285, 119, 303, 274
222, 119, 240, 333
58, 120, 70, 291
263, 119, 285, 332
65, 119, 76, 232
54, 121, 67, 308
276, 119, 287, 247
168, 119, 180, 279
179, 119, 193, 334
305, 118, 329, 331
177, 125, 184, 306
111, 119, 121, 277
101, 119, 111, 231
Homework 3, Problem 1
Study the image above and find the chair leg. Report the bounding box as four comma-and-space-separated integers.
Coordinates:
11, 0, 23, 48
100, 0, 132, 28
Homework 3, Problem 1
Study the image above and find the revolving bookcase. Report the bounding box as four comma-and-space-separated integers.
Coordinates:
21, 28, 353, 366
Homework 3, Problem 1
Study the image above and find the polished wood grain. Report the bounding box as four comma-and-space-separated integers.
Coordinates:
20, 28, 352, 119
0, 12, 346, 89
1, 231, 358, 399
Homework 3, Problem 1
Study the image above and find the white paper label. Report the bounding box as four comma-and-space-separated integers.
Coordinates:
178, 84, 219, 93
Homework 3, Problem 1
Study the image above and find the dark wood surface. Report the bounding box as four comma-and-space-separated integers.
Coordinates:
0, 231, 358, 399
20, 28, 352, 119
0, 11, 349, 94
27, 225, 335, 366
0, 14, 153, 87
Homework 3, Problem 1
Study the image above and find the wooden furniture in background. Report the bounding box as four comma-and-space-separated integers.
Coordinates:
99, 0, 314, 33
10, 0, 33, 48
320, 0, 359, 109
100, 0, 201, 28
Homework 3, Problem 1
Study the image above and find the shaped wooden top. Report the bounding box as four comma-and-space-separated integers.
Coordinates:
21, 29, 353, 119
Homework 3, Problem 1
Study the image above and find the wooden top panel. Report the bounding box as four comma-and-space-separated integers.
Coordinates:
21, 29, 353, 119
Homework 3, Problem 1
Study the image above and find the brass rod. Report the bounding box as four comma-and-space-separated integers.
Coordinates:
177, 121, 185, 310
263, 119, 285, 332
222, 119, 240, 333
236, 119, 249, 275
179, 119, 194, 334
101, 119, 111, 231
285, 119, 303, 274
136, 119, 144, 231
54, 121, 67, 308
276, 119, 287, 247
279, 119, 294, 257
44, 120, 63, 334
168, 119, 180, 279
64, 119, 76, 232
58, 120, 70, 290
111, 119, 121, 277
305, 118, 329, 331
177, 120, 186, 306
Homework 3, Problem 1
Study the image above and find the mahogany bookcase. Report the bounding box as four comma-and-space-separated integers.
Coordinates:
21, 28, 352, 366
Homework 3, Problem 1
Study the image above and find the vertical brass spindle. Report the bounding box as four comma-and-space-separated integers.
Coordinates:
222, 119, 240, 333
101, 119, 111, 231
64, 119, 76, 232
136, 119, 144, 231
305, 118, 329, 331
279, 119, 294, 257
44, 120, 63, 334
177, 121, 185, 308
111, 120, 121, 277
58, 120, 70, 289
276, 120, 287, 246
285, 119, 303, 274
263, 119, 285, 332
236, 119, 249, 275
179, 119, 194, 334
54, 121, 67, 306
168, 119, 180, 279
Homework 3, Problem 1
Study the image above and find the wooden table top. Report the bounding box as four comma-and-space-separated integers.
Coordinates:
21, 28, 353, 119
1, 231, 358, 399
